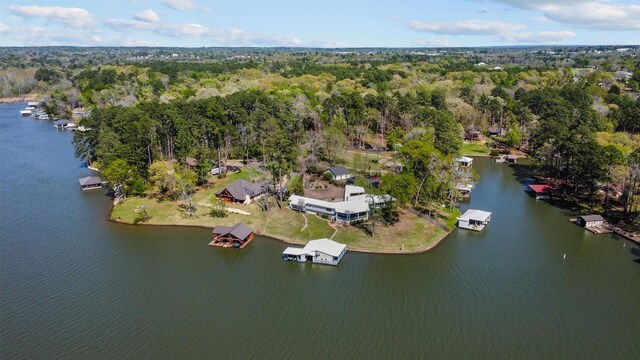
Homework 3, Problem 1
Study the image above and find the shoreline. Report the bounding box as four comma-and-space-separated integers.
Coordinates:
110, 210, 452, 255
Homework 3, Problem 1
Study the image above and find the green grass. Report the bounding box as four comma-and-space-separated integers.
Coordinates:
263, 208, 334, 243
285, 175, 301, 191
338, 150, 391, 173
332, 211, 447, 252
111, 168, 267, 229
461, 142, 491, 156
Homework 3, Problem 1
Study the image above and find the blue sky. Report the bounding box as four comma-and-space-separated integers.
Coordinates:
0, 0, 638, 47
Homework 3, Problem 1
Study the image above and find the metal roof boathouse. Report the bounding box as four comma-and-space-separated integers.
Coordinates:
457, 209, 492, 231
282, 238, 347, 266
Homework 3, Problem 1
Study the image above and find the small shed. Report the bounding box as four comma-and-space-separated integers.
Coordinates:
325, 166, 351, 181
576, 215, 605, 229
457, 156, 473, 167
458, 209, 492, 231
282, 238, 347, 265
210, 224, 254, 248
78, 176, 104, 191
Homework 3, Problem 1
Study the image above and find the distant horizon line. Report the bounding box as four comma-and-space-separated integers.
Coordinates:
0, 44, 638, 50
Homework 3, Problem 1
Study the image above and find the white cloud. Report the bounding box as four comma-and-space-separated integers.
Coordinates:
0, 22, 10, 33
408, 20, 525, 36
157, 23, 212, 37
134, 9, 160, 23
104, 19, 156, 31
162, 0, 209, 11
494, 0, 640, 30
478, 8, 489, 13
531, 16, 550, 23
501, 30, 576, 43
212, 28, 302, 46
2, 26, 102, 46
7, 5, 94, 28
414, 38, 452, 47
105, 17, 303, 46
105, 19, 211, 37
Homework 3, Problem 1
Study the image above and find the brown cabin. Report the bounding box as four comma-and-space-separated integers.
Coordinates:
209, 224, 254, 248
216, 179, 267, 204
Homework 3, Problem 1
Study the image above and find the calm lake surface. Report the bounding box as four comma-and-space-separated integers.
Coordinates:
1, 103, 639, 359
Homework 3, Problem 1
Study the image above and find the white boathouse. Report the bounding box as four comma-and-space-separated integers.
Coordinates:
282, 238, 347, 266
458, 209, 492, 231
457, 156, 473, 167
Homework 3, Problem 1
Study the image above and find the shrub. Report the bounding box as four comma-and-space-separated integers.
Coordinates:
490, 149, 500, 156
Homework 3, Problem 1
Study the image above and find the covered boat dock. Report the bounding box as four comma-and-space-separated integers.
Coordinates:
282, 238, 347, 266
457, 209, 492, 231
210, 224, 254, 248
528, 184, 554, 200
78, 176, 104, 191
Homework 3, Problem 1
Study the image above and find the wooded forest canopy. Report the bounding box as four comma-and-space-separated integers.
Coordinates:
3, 46, 640, 220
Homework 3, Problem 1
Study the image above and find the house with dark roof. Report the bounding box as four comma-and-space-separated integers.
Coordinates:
209, 224, 254, 248
325, 166, 351, 181
216, 179, 267, 204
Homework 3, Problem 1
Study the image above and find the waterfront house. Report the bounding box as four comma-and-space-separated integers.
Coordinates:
216, 179, 267, 204
457, 156, 473, 167
457, 209, 491, 231
576, 215, 605, 229
289, 186, 394, 224
325, 166, 351, 181
464, 128, 483, 141
528, 184, 553, 199
78, 176, 104, 191
506, 155, 518, 163
613, 71, 633, 81
71, 108, 90, 119
282, 238, 347, 265
210, 224, 254, 248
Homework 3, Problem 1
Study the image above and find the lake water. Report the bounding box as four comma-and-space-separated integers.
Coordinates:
1, 103, 639, 359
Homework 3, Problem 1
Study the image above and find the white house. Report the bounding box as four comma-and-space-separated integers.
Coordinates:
282, 238, 347, 265
456, 156, 473, 167
325, 166, 351, 181
458, 209, 491, 231
289, 188, 394, 224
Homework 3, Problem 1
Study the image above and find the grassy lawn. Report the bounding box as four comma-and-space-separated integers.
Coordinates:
461, 142, 491, 156
332, 210, 447, 253
111, 168, 267, 229
339, 150, 392, 173
111, 197, 267, 229
110, 170, 452, 253
263, 207, 334, 243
